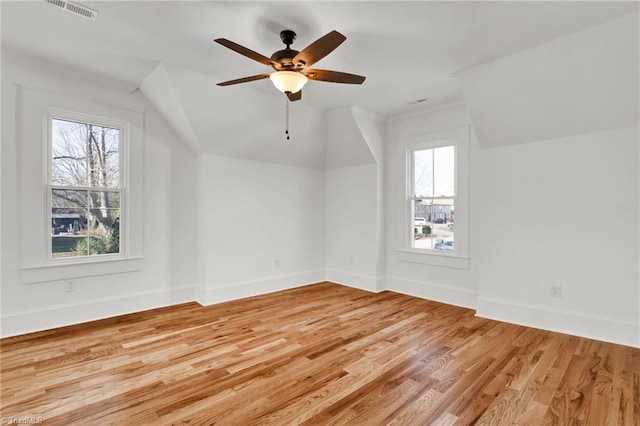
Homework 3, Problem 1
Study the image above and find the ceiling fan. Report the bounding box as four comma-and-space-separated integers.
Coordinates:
214, 29, 366, 102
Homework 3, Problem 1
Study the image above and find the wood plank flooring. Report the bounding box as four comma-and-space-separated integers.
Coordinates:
1, 282, 638, 425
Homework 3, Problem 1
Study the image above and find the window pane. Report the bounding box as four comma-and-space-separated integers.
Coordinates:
86, 208, 120, 255
89, 191, 120, 209
413, 148, 433, 197
51, 118, 120, 188
52, 189, 87, 209
51, 190, 120, 256
88, 125, 120, 188
434, 146, 455, 197
87, 191, 120, 255
413, 199, 430, 248
51, 119, 90, 186
51, 208, 88, 258
412, 198, 455, 251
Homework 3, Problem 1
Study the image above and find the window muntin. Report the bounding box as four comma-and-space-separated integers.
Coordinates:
49, 117, 123, 259
410, 144, 456, 251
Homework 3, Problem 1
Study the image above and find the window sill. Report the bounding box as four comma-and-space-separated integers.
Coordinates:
396, 248, 469, 269
20, 256, 144, 284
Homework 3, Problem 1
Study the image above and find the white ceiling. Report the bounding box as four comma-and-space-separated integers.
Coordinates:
2, 1, 638, 118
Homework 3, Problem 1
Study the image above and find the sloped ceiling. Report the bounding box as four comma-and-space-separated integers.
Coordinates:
326, 107, 375, 170
141, 62, 328, 168
139, 63, 201, 154
459, 12, 639, 148
2, 1, 639, 166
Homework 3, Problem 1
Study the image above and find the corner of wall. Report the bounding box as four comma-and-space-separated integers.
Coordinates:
197, 270, 326, 306
326, 269, 383, 293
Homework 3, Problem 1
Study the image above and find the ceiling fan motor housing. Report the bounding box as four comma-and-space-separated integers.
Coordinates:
279, 29, 296, 47
271, 30, 300, 68
271, 48, 299, 67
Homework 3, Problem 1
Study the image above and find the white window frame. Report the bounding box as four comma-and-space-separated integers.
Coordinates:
18, 86, 144, 284
46, 110, 128, 262
396, 126, 470, 269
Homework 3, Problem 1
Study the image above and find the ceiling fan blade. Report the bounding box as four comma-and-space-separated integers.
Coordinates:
287, 90, 302, 102
292, 30, 346, 68
305, 69, 366, 84
216, 73, 271, 86
214, 38, 276, 67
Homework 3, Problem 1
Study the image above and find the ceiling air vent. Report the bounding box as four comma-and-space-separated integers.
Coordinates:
44, 0, 98, 21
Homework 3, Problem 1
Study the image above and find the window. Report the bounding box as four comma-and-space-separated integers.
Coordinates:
49, 116, 123, 259
411, 144, 455, 251
17, 86, 144, 284
397, 126, 469, 269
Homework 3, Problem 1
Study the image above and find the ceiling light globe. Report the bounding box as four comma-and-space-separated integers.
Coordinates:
269, 71, 308, 94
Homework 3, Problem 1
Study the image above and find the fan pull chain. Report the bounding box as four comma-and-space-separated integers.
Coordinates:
285, 95, 290, 140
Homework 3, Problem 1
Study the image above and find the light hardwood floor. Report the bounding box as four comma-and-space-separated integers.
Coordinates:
1, 282, 638, 425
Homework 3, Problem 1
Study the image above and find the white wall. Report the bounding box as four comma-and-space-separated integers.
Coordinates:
353, 109, 388, 282
383, 102, 639, 347
326, 164, 380, 291
475, 126, 639, 347
452, 11, 640, 346
1, 52, 198, 337
196, 154, 326, 304
324, 108, 385, 292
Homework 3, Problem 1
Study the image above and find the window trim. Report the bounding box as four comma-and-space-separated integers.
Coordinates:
46, 109, 129, 264
396, 126, 470, 269
17, 86, 144, 284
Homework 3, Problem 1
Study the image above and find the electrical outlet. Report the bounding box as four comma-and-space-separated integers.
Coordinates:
274, 260, 280, 269
550, 285, 562, 298
65, 279, 77, 292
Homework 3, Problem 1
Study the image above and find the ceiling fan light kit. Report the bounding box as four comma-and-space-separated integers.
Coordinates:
269, 71, 308, 94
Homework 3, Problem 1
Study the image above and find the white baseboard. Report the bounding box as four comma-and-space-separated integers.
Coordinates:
385, 275, 477, 309
6, 277, 636, 349
0, 286, 196, 338
196, 269, 326, 306
326, 269, 384, 293
476, 296, 640, 348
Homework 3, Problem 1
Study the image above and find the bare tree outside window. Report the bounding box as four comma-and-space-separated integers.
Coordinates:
50, 118, 121, 258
